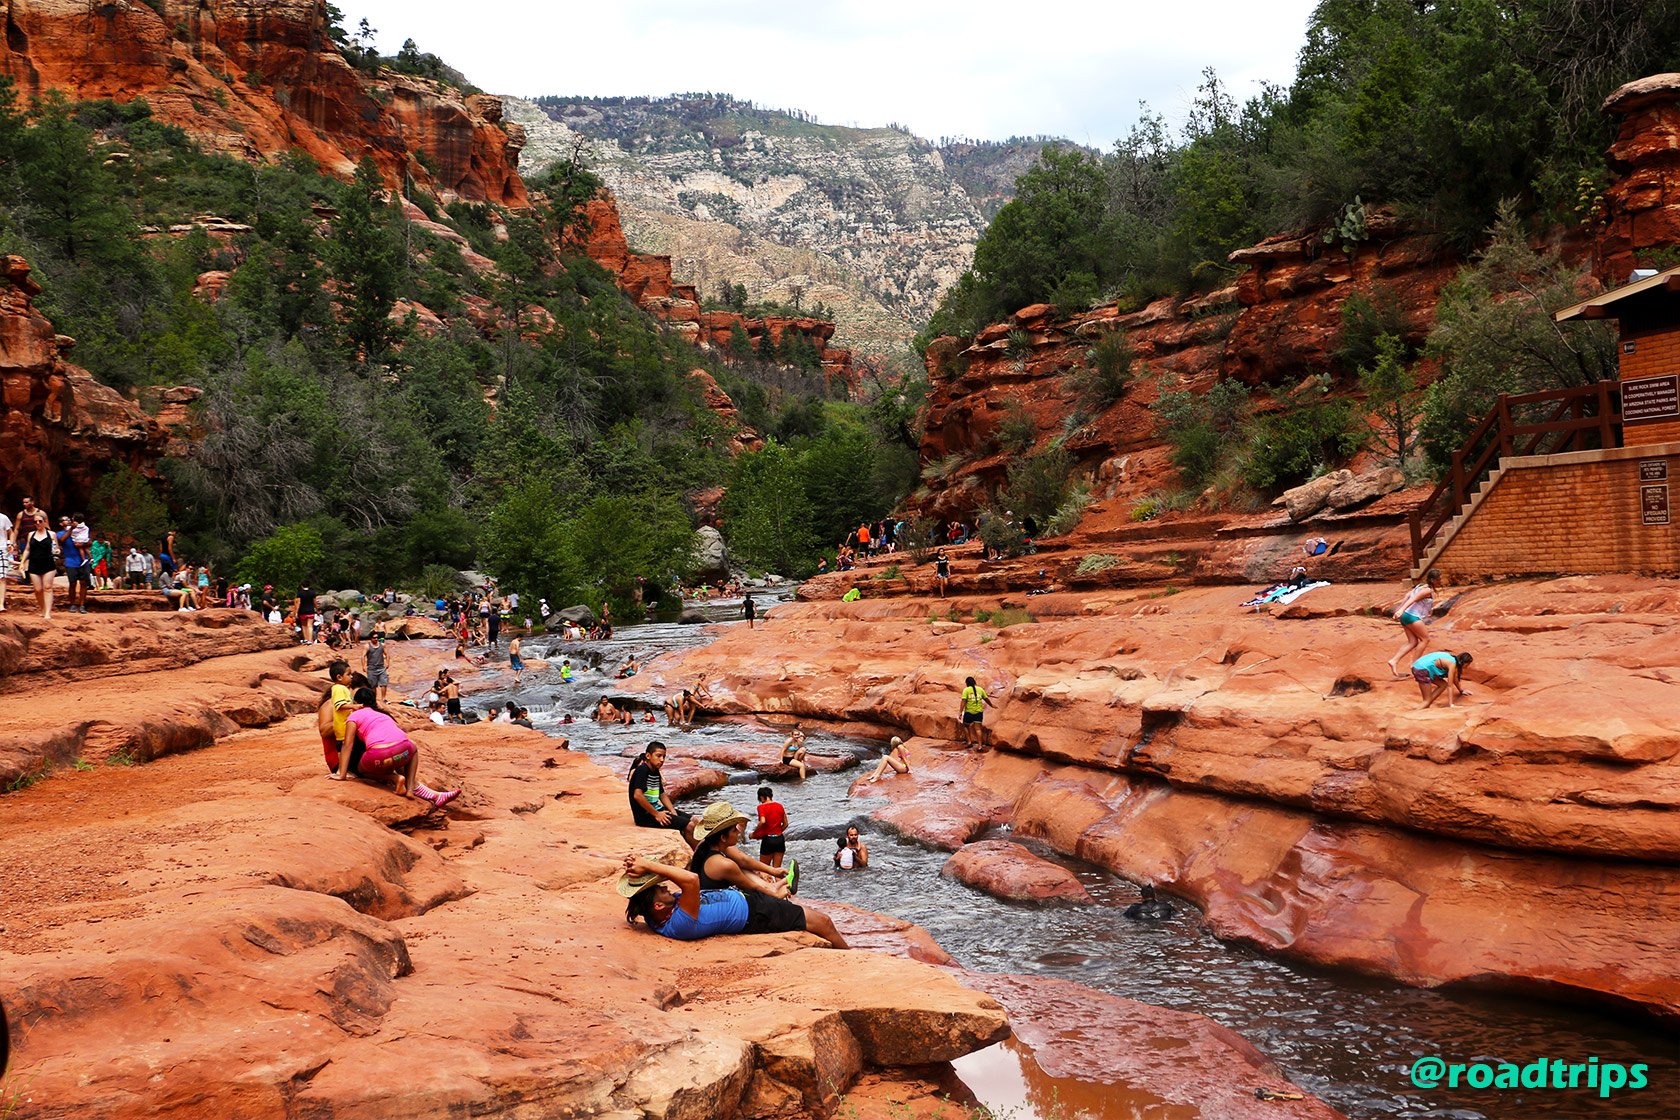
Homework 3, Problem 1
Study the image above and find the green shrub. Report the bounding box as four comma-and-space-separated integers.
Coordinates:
1005, 329, 1033, 359
236, 523, 326, 600
1070, 329, 1134, 410
1153, 378, 1248, 489
996, 398, 1036, 453
977, 505, 1029, 558
1001, 446, 1074, 523
1043, 482, 1091, 536
1240, 382, 1365, 491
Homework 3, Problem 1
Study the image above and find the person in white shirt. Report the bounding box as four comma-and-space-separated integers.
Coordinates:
125, 548, 147, 589
0, 511, 11, 610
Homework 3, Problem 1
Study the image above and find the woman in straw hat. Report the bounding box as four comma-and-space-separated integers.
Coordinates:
618, 852, 848, 948
687, 801, 794, 898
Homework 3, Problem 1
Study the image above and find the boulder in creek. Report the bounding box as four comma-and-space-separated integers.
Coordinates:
550, 604, 597, 626
694, 525, 731, 581
1273, 469, 1354, 521
941, 840, 1093, 906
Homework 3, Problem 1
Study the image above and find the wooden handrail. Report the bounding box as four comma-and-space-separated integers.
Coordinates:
1410, 380, 1622, 566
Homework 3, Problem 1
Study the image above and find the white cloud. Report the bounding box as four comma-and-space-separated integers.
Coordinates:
337, 0, 1318, 147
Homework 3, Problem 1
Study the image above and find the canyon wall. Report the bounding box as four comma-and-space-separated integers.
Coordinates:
0, 0, 525, 205
506, 94, 999, 357
572, 190, 855, 387
0, 255, 163, 511
914, 215, 1459, 534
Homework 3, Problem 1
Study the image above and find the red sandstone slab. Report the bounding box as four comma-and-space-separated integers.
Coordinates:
942, 839, 1093, 906
957, 973, 1346, 1120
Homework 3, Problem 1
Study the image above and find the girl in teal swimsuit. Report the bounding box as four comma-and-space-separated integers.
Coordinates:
1387, 569, 1438, 677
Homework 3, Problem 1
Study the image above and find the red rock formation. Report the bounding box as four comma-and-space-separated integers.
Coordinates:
571, 192, 855, 385
916, 213, 1459, 541
0, 622, 1013, 1119
687, 368, 765, 456
941, 839, 1093, 905
1597, 72, 1680, 284
0, 0, 525, 205
0, 256, 165, 511
958, 975, 1347, 1120
629, 577, 1680, 1019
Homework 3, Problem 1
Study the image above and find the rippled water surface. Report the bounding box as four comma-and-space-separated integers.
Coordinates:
474, 617, 1678, 1120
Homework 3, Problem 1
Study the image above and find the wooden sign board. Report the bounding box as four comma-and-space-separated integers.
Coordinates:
1623, 374, 1680, 423
1642, 484, 1670, 526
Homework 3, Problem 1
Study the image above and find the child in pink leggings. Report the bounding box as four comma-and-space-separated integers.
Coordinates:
328, 687, 460, 808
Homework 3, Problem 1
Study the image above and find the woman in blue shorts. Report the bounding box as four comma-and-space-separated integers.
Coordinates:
1387, 569, 1438, 677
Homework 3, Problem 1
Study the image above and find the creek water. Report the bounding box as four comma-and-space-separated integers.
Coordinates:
471, 614, 1676, 1120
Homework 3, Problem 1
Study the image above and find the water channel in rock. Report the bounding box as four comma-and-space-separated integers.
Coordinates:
463, 613, 1677, 1120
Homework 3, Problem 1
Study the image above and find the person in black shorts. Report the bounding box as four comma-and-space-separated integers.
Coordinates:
627, 742, 696, 846
293, 582, 318, 644
743, 593, 756, 629
934, 549, 950, 598
752, 785, 789, 869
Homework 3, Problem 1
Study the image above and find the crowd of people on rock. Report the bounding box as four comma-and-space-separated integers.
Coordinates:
1, 502, 245, 619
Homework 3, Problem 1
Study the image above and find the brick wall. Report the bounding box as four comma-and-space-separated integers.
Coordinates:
1619, 325, 1680, 446
1435, 444, 1680, 579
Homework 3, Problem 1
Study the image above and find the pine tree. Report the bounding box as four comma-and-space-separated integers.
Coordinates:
329, 156, 401, 364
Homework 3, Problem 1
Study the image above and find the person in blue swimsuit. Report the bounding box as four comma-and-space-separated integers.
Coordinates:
1411, 650, 1473, 709
617, 855, 847, 947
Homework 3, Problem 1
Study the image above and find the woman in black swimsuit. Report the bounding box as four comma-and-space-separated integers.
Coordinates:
23, 514, 57, 618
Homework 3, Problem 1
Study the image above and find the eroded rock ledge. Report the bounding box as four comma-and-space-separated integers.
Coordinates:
631, 575, 1680, 1021
0, 614, 1345, 1118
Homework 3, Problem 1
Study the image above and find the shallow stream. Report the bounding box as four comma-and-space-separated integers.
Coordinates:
472, 616, 1677, 1120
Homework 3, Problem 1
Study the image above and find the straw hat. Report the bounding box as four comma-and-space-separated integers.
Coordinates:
616, 870, 663, 898
691, 801, 748, 846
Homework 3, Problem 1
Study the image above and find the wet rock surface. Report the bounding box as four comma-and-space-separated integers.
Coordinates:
941, 839, 1094, 906
633, 576, 1680, 1019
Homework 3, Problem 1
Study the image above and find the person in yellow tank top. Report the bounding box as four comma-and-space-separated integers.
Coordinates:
959, 675, 994, 752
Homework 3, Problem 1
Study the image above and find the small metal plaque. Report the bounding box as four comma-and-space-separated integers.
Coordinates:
1641, 484, 1670, 525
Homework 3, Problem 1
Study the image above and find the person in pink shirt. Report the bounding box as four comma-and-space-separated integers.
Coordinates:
328, 687, 460, 808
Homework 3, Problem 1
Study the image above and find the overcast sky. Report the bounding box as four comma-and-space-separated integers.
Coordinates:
335, 1, 1320, 148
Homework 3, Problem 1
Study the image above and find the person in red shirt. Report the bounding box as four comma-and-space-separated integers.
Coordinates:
751, 785, 789, 869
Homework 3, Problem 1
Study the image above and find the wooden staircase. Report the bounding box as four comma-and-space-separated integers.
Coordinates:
1409, 381, 1621, 577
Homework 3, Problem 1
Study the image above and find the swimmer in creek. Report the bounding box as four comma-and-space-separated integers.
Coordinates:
1124, 882, 1175, 921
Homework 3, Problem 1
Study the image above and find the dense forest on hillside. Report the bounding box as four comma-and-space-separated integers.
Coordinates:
0, 77, 913, 608
917, 0, 1670, 505
930, 0, 1680, 335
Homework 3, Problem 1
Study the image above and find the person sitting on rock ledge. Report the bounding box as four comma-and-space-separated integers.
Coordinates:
628, 742, 697, 846
865, 736, 912, 782
778, 726, 809, 781
619, 854, 845, 947
327, 687, 460, 809
1124, 882, 1175, 920
688, 801, 796, 899
616, 654, 640, 678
